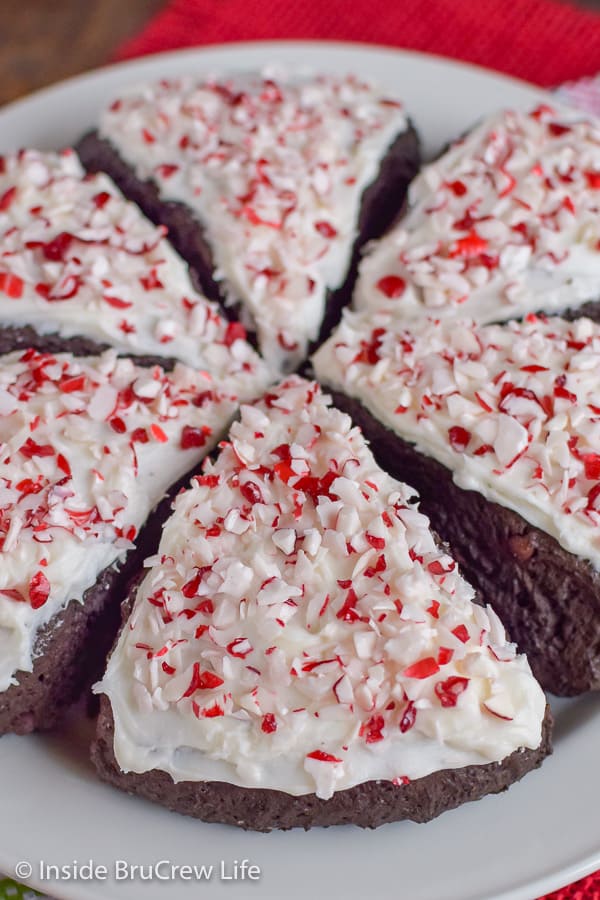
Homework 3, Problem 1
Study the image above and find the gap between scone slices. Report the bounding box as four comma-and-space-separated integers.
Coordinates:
93, 376, 549, 831
76, 69, 420, 373
0, 346, 269, 736
0, 149, 267, 372
354, 104, 600, 325
313, 310, 600, 696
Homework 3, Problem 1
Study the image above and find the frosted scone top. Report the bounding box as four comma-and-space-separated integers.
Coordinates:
0, 149, 268, 377
0, 348, 265, 692
98, 377, 545, 800
355, 105, 600, 323
313, 311, 600, 569
99, 70, 409, 372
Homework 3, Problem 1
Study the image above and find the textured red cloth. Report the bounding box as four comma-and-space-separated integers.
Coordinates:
116, 0, 600, 87
116, 1, 600, 897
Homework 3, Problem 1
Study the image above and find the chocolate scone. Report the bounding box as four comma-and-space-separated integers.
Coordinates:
93, 377, 549, 830
313, 311, 600, 695
93, 698, 552, 831
353, 104, 600, 326
0, 346, 269, 736
0, 150, 268, 371
76, 71, 420, 373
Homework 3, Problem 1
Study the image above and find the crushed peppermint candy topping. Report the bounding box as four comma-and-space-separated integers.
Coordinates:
355, 105, 600, 324
99, 70, 408, 372
0, 150, 268, 379
99, 376, 544, 800
314, 311, 600, 569
0, 348, 249, 692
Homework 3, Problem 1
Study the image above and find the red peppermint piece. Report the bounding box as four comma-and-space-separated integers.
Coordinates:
399, 700, 416, 733
294, 469, 338, 504
194, 702, 224, 718
93, 191, 111, 208
336, 587, 362, 623
56, 453, 71, 476
449, 231, 488, 258
139, 268, 164, 291
131, 427, 149, 444
19, 438, 55, 459
240, 480, 264, 505
195, 598, 214, 615
315, 220, 337, 238
428, 559, 455, 576
403, 657, 440, 679
103, 295, 133, 310
359, 714, 385, 743
0, 272, 24, 299
448, 426, 471, 452
156, 164, 179, 179
585, 171, 600, 190
181, 569, 207, 598
375, 275, 406, 299
452, 625, 470, 644
306, 750, 342, 763
353, 327, 386, 365
0, 186, 17, 211
226, 637, 253, 659
365, 533, 385, 550
434, 676, 469, 708
29, 571, 50, 609
59, 374, 85, 393
224, 321, 246, 346
261, 713, 277, 734
110, 417, 127, 434
0, 589, 26, 603
427, 599, 440, 619
151, 424, 168, 443
437, 647, 454, 665
447, 180, 467, 196
583, 454, 600, 481
548, 121, 570, 137
181, 425, 211, 450
197, 473, 219, 488
42, 232, 73, 261
182, 662, 224, 697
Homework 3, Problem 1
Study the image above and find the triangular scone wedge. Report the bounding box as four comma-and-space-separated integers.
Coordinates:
94, 377, 549, 831
0, 149, 268, 371
77, 71, 419, 372
354, 105, 600, 325
314, 310, 600, 695
0, 346, 269, 736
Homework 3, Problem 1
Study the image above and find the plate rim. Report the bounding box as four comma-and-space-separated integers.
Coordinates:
0, 38, 546, 119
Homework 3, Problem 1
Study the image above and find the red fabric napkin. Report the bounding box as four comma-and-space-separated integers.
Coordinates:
116, 2, 600, 898
117, 0, 600, 87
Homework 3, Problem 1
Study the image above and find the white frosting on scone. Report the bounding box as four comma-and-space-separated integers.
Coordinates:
355, 105, 600, 323
314, 311, 600, 569
98, 377, 545, 800
98, 70, 408, 372
0, 149, 268, 374
0, 348, 268, 692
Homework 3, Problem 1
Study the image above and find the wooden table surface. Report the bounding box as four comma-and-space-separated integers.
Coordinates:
0, 0, 164, 107
1, 0, 600, 109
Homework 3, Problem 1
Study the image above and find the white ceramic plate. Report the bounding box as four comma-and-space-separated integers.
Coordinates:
0, 41, 597, 900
